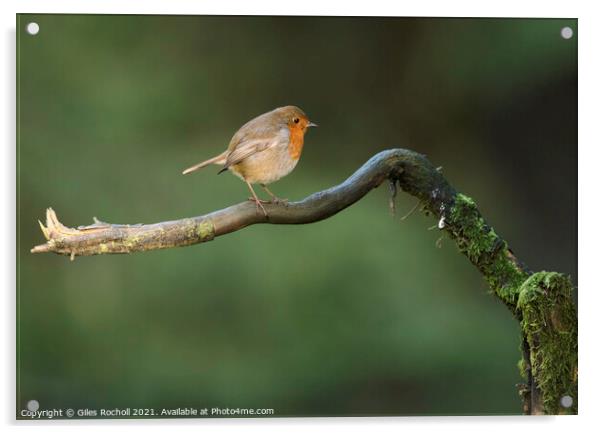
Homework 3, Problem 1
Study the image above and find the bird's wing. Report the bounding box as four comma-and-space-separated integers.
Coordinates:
222, 127, 289, 170
222, 139, 272, 169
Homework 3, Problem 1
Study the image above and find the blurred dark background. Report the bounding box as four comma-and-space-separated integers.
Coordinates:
17, 15, 577, 417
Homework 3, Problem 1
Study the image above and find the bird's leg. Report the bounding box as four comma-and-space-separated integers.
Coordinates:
245, 181, 268, 216
261, 184, 288, 204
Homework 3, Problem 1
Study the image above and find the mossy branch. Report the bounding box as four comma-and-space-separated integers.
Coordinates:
30, 148, 577, 414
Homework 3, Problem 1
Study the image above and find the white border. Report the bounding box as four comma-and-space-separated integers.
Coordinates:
3, 1, 600, 433
6, 0, 583, 18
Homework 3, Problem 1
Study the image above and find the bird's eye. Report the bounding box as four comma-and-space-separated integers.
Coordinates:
293, 117, 300, 124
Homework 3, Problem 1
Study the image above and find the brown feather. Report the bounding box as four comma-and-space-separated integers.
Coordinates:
182, 150, 228, 175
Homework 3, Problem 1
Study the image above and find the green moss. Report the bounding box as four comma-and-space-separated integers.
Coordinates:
447, 193, 527, 307
449, 194, 498, 262
518, 272, 578, 414
448, 194, 577, 414
435, 193, 578, 414
517, 357, 528, 379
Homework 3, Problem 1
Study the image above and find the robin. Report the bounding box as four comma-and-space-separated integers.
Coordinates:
182, 106, 317, 215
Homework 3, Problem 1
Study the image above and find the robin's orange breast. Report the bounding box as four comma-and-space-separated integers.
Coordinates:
288, 125, 305, 160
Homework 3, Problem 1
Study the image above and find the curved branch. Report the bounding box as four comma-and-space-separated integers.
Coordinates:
31, 149, 440, 256
29, 147, 577, 415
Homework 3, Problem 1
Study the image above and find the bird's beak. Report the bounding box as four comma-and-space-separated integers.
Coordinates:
307, 121, 318, 128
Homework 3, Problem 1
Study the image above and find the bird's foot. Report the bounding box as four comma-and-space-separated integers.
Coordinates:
248, 197, 268, 216
247, 197, 271, 204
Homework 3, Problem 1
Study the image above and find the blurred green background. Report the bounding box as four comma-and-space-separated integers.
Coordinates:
17, 15, 577, 417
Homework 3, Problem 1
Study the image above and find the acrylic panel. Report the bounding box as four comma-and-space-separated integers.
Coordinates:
17, 14, 578, 419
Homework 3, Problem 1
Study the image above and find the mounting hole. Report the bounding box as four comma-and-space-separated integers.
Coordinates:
26, 399, 40, 411
560, 395, 573, 408
26, 22, 40, 35
560, 26, 573, 40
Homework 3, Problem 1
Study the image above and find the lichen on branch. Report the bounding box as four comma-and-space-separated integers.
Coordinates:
31, 208, 215, 259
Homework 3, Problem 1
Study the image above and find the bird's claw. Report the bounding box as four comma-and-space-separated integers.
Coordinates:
247, 197, 288, 205
248, 197, 268, 216
247, 197, 271, 204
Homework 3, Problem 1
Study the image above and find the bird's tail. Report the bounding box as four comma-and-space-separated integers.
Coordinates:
182, 150, 228, 175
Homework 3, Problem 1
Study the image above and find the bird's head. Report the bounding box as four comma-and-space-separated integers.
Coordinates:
275, 106, 318, 134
